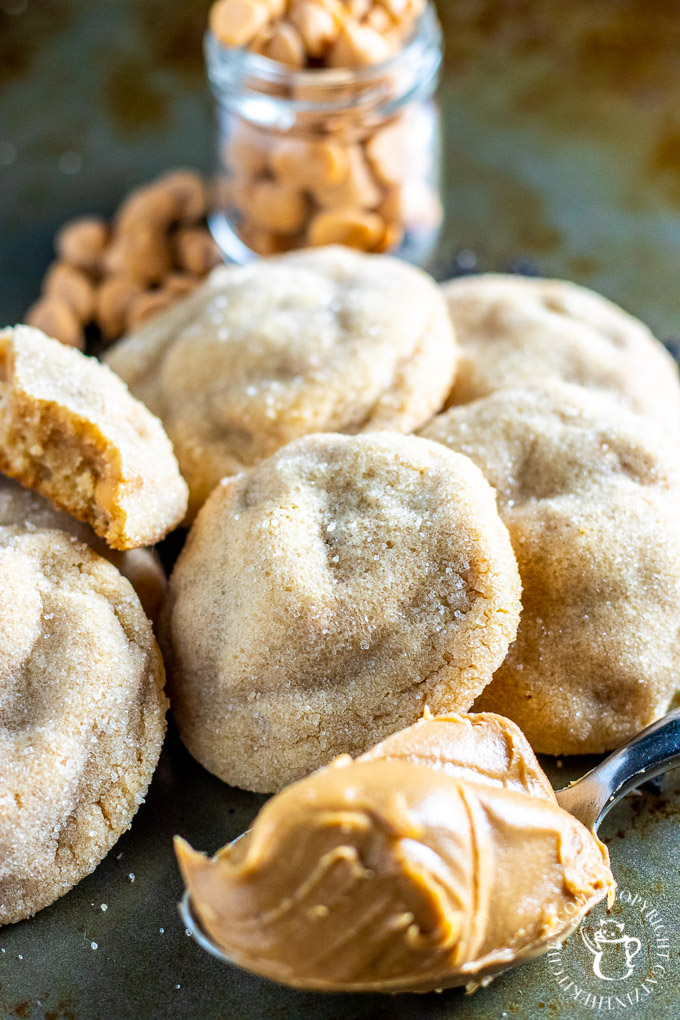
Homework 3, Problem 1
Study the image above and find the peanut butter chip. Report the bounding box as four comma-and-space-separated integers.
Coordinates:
289, 1, 339, 57
95, 275, 145, 340
157, 169, 207, 224
264, 0, 286, 14
25, 297, 84, 349
210, 0, 270, 47
307, 208, 386, 249
249, 179, 309, 233
270, 137, 349, 189
115, 183, 180, 234
312, 145, 382, 210
104, 225, 171, 285
55, 217, 108, 275
373, 219, 403, 253
380, 0, 417, 18
364, 5, 394, 34
173, 228, 222, 276
43, 262, 96, 323
347, 0, 372, 18
264, 21, 305, 66
251, 25, 277, 54
328, 21, 392, 67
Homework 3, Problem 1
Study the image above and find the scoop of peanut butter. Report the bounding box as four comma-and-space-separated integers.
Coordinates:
175, 712, 615, 993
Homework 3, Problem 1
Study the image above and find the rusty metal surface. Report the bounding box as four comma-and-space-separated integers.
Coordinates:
1, 2, 680, 1018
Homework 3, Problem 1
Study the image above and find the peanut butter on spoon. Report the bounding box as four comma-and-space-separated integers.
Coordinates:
175, 712, 615, 993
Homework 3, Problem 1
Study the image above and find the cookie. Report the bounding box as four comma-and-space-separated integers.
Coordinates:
177, 712, 614, 993
0, 325, 188, 550
0, 472, 166, 625
106, 246, 457, 518
421, 384, 680, 754
164, 432, 521, 791
442, 274, 680, 432
0, 527, 167, 924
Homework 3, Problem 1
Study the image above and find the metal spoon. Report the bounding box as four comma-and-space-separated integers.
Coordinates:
554, 706, 680, 828
180, 708, 680, 963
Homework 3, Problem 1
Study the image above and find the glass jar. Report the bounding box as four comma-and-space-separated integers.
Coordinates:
205, 3, 443, 266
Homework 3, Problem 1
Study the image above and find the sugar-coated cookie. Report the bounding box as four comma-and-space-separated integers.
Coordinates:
421, 384, 680, 754
0, 325, 188, 550
0, 527, 167, 924
442, 274, 680, 432
107, 247, 458, 518
165, 432, 521, 791
0, 472, 166, 624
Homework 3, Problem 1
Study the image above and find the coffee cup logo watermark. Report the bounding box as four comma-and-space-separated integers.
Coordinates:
544, 888, 671, 1012
581, 918, 641, 982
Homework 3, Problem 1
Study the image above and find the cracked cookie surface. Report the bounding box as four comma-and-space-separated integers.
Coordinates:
0, 527, 167, 925
164, 432, 521, 792
0, 325, 188, 550
106, 246, 458, 519
421, 383, 680, 754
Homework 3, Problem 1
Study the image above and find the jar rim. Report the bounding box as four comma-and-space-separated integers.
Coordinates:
205, 2, 442, 110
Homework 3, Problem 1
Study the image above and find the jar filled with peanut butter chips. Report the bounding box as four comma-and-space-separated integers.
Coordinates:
205, 1, 443, 264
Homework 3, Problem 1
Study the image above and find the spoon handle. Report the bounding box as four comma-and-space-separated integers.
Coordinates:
555, 708, 680, 831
